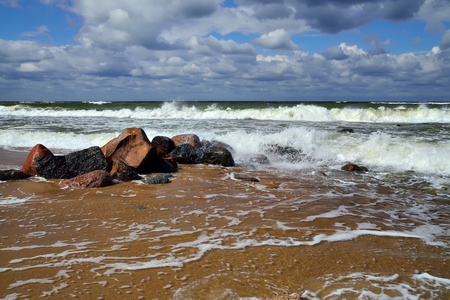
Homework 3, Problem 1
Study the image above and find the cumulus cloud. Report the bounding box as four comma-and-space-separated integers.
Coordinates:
252, 29, 300, 50
439, 30, 450, 50
1, 0, 449, 101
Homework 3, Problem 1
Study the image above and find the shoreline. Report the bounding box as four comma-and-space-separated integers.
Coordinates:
0, 146, 449, 299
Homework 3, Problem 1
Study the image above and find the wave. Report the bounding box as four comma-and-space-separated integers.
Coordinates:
1, 102, 449, 124
1, 125, 449, 177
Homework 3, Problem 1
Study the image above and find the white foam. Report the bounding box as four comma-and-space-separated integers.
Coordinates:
1, 102, 449, 123
0, 196, 32, 205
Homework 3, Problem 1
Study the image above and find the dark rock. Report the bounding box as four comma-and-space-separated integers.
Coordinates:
249, 154, 270, 165
65, 146, 108, 174
59, 170, 114, 188
341, 162, 368, 172
0, 170, 32, 181
169, 144, 200, 164
35, 155, 69, 179
232, 173, 260, 182
35, 147, 108, 179
172, 134, 202, 149
22, 144, 53, 176
338, 128, 355, 133
101, 127, 158, 173
203, 146, 235, 167
153, 157, 178, 173
145, 173, 171, 184
34, 147, 107, 179
110, 161, 141, 181
152, 136, 175, 154
264, 144, 305, 162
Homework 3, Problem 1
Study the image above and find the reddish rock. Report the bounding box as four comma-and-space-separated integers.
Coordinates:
110, 161, 141, 181
172, 134, 202, 149
152, 136, 175, 154
156, 147, 168, 158
341, 162, 368, 172
22, 144, 53, 175
59, 170, 114, 188
101, 128, 157, 173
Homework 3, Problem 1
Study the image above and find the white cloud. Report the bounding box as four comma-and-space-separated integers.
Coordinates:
252, 29, 300, 50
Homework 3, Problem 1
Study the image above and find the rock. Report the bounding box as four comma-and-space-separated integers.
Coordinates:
35, 155, 68, 179
156, 147, 168, 158
169, 144, 200, 164
249, 154, 270, 165
203, 146, 235, 167
172, 134, 202, 149
0, 170, 32, 181
65, 146, 109, 174
232, 173, 260, 182
338, 128, 355, 133
264, 144, 305, 162
152, 136, 175, 154
153, 157, 178, 173
110, 161, 141, 181
60, 170, 114, 188
341, 162, 368, 172
145, 173, 171, 184
101, 127, 158, 173
163, 157, 178, 170
209, 141, 234, 152
22, 144, 53, 175
35, 147, 108, 179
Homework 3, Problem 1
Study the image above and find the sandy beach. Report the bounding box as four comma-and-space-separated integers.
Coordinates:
1, 147, 449, 299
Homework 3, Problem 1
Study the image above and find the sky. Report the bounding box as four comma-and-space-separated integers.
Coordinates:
0, 0, 449, 101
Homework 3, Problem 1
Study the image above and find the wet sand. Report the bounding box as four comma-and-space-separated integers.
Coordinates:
0, 149, 449, 299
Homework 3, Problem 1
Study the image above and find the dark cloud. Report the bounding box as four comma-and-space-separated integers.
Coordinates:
255, 4, 293, 20
439, 30, 450, 50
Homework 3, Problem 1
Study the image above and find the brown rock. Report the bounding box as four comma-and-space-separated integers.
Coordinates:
59, 170, 114, 188
110, 161, 141, 181
101, 128, 157, 173
22, 144, 53, 175
341, 162, 368, 172
156, 148, 168, 158
172, 134, 202, 149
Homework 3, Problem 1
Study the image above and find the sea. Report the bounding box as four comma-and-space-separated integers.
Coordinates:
0, 100, 449, 299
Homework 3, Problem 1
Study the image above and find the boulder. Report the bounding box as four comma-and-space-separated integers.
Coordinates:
35, 155, 68, 179
203, 146, 235, 167
145, 173, 171, 185
22, 144, 53, 175
249, 154, 270, 165
59, 170, 114, 188
35, 146, 108, 179
101, 128, 158, 173
0, 170, 32, 181
264, 144, 305, 162
153, 158, 178, 173
172, 134, 202, 149
341, 162, 368, 172
169, 144, 200, 164
152, 136, 175, 154
210, 141, 234, 152
110, 161, 141, 181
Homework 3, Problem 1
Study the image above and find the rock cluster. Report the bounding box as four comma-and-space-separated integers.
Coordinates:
11, 127, 235, 188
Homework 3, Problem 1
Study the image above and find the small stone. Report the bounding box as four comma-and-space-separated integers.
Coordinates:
0, 170, 32, 181
145, 174, 172, 184
232, 173, 260, 182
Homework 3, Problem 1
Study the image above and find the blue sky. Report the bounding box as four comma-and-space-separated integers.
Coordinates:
0, 0, 449, 101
